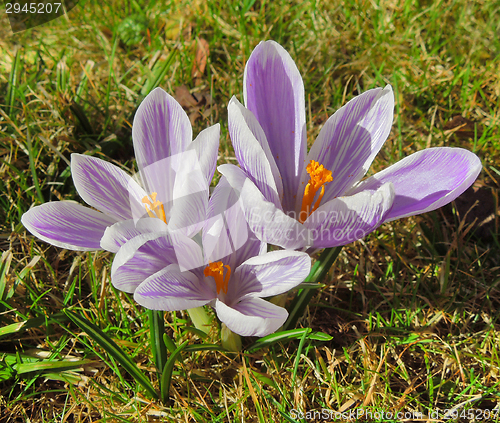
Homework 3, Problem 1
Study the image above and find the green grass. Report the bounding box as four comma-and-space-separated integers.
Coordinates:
1, 0, 499, 421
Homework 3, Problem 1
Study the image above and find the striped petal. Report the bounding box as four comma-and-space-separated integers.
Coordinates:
134, 265, 213, 310
132, 87, 192, 194
298, 86, 394, 211
203, 176, 266, 269
231, 250, 310, 302
348, 147, 482, 222
71, 153, 147, 221
21, 202, 117, 251
110, 231, 204, 293
228, 96, 283, 208
303, 182, 395, 248
110, 232, 176, 293
244, 40, 307, 213
100, 218, 168, 253
219, 164, 310, 250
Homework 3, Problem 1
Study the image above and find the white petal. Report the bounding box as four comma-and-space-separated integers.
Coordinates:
232, 250, 311, 300
215, 297, 288, 337
303, 182, 395, 248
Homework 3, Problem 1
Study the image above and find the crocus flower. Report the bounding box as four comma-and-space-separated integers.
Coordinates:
220, 40, 482, 250
113, 177, 311, 337
21, 88, 219, 253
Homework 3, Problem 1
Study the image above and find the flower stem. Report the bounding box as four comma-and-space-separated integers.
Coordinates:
187, 306, 212, 335
148, 309, 168, 375
283, 246, 342, 331
221, 323, 242, 352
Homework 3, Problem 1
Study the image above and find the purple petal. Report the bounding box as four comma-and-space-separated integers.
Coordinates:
188, 123, 220, 184
228, 97, 283, 208
71, 154, 147, 221
21, 202, 117, 251
134, 265, 213, 310
203, 176, 266, 269
219, 164, 310, 250
231, 250, 311, 301
215, 297, 288, 337
298, 86, 394, 211
244, 40, 306, 213
303, 182, 395, 248
132, 88, 192, 193
100, 218, 168, 253
111, 232, 202, 293
348, 147, 482, 222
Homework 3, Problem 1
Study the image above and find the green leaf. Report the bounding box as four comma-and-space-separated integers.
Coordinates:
148, 309, 168, 375
184, 344, 226, 353
0, 322, 25, 337
63, 309, 158, 399
246, 328, 332, 352
251, 370, 278, 390
182, 326, 209, 339
283, 246, 342, 331
16, 359, 92, 375
43, 371, 88, 385
160, 340, 189, 404
163, 333, 177, 354
294, 282, 326, 290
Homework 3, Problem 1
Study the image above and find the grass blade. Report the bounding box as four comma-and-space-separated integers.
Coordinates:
0, 250, 13, 302
26, 128, 44, 204
246, 328, 332, 352
141, 48, 177, 97
283, 246, 342, 331
63, 309, 158, 399
291, 328, 309, 391
0, 322, 25, 337
16, 359, 92, 375
160, 340, 189, 404
6, 48, 21, 117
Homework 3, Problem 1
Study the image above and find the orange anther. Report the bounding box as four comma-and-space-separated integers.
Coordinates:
204, 261, 231, 294
299, 160, 333, 223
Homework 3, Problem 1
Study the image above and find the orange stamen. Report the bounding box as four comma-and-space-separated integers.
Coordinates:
299, 160, 333, 223
204, 261, 231, 295
142, 192, 167, 224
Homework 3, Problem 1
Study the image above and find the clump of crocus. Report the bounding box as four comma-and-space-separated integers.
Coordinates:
117, 178, 311, 337
220, 40, 482, 250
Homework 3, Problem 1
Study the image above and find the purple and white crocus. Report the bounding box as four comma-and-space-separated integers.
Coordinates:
220, 40, 482, 250
21, 88, 219, 253
114, 177, 311, 337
